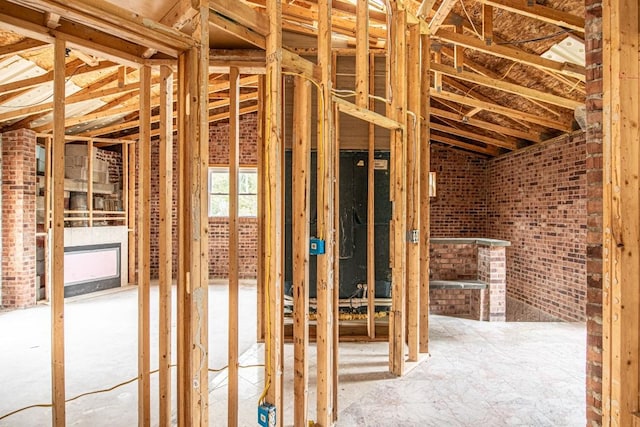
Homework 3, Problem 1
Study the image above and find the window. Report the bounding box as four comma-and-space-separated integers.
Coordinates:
208, 167, 258, 217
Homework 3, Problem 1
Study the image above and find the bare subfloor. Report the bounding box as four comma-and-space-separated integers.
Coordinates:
0, 282, 584, 426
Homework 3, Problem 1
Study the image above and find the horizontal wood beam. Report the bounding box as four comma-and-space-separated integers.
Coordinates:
434, 29, 586, 81
209, 0, 269, 36
334, 97, 403, 130
0, 1, 149, 66
430, 132, 499, 156
431, 62, 584, 109
477, 0, 585, 33
430, 107, 543, 142
10, 0, 195, 56
432, 90, 572, 131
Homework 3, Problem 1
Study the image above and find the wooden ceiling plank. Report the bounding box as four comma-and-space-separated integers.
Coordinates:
430, 121, 517, 149
0, 2, 148, 66
11, 0, 195, 55
433, 90, 572, 131
209, 12, 266, 49
435, 29, 586, 81
429, 0, 457, 31
477, 0, 585, 34
432, 62, 583, 109
160, 0, 198, 30
0, 38, 47, 57
430, 132, 499, 156
209, 0, 269, 36
430, 107, 542, 142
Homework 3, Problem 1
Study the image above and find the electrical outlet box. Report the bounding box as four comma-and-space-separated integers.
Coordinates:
309, 238, 325, 255
258, 403, 276, 427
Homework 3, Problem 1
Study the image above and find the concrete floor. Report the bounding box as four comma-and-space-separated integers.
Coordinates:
0, 282, 585, 426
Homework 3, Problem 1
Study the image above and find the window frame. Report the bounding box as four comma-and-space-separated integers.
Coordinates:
207, 166, 258, 218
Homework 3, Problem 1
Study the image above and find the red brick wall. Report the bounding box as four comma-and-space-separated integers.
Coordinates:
1, 130, 37, 308
429, 243, 478, 280
430, 145, 488, 237
585, 0, 604, 421
487, 132, 587, 322
149, 113, 259, 280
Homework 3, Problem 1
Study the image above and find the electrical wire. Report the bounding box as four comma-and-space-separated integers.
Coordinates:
0, 362, 266, 422
497, 28, 575, 45
459, 0, 481, 39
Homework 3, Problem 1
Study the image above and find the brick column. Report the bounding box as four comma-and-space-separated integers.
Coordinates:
1, 129, 37, 308
585, 0, 603, 423
477, 245, 506, 321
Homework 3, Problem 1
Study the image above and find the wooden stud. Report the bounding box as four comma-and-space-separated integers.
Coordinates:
43, 136, 52, 301
176, 51, 188, 427
332, 100, 340, 423
257, 74, 266, 343
355, 0, 369, 109
137, 64, 152, 427
388, 4, 407, 377
264, 0, 284, 420
292, 75, 312, 427
127, 141, 136, 285
367, 53, 376, 340
602, 0, 640, 424
433, 49, 442, 92
51, 36, 66, 427
158, 64, 174, 427
419, 33, 431, 354
317, 0, 336, 424
406, 24, 421, 363
454, 24, 464, 72
87, 139, 93, 227
228, 66, 240, 427
482, 5, 493, 45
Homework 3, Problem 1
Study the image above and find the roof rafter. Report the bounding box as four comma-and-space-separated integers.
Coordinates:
477, 0, 585, 33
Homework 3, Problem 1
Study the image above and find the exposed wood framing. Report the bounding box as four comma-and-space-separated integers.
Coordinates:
419, 33, 430, 354
332, 98, 340, 423
137, 64, 152, 427
388, 4, 407, 377
177, 7, 210, 425
0, 38, 47, 57
127, 141, 136, 284
317, 0, 336, 424
429, 121, 517, 150
51, 36, 66, 427
263, 0, 284, 421
228, 66, 240, 427
292, 75, 311, 427
256, 74, 266, 343
333, 97, 403, 130
429, 0, 457, 31
367, 53, 376, 340
482, 4, 493, 45
158, 64, 173, 427
355, 0, 369, 108
602, 0, 640, 424
406, 23, 421, 363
